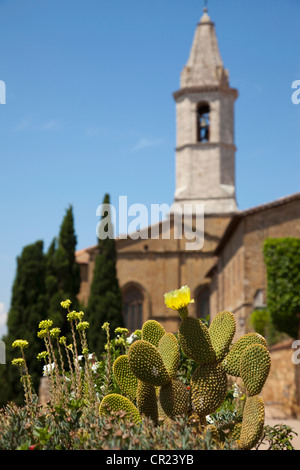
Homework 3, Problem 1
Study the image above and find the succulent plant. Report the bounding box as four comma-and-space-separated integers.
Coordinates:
113, 354, 138, 401
99, 285, 271, 451
99, 393, 142, 425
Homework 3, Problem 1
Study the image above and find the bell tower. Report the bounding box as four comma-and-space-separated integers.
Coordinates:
173, 7, 238, 214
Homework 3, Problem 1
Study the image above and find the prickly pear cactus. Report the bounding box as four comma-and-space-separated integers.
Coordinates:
99, 393, 142, 424
99, 319, 186, 424
100, 285, 271, 451
164, 285, 271, 450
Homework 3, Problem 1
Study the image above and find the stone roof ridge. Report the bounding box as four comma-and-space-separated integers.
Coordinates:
238, 191, 300, 217
214, 191, 300, 256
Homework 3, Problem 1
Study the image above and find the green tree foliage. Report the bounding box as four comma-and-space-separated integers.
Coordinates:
0, 207, 81, 406
250, 308, 288, 346
250, 309, 270, 337
87, 194, 124, 358
45, 206, 81, 337
263, 237, 300, 339
0, 241, 46, 405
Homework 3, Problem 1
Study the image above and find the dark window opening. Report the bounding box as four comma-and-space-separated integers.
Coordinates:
79, 264, 88, 283
196, 285, 210, 321
197, 104, 210, 143
123, 287, 143, 332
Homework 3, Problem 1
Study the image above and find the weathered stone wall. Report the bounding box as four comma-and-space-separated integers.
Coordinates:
261, 340, 299, 418
209, 196, 300, 339
76, 215, 232, 333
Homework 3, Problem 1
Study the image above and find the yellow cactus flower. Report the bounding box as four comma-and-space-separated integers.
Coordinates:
164, 285, 194, 310
164, 285, 194, 319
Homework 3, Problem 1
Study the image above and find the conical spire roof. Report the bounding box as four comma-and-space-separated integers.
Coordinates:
180, 8, 229, 88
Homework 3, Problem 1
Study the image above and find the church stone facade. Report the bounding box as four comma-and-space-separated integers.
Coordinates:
75, 9, 300, 339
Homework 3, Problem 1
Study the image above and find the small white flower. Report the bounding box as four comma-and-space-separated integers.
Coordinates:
43, 362, 55, 376
126, 334, 135, 345
233, 383, 239, 398
91, 362, 99, 373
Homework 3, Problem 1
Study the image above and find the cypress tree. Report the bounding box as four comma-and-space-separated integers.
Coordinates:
0, 241, 46, 405
45, 206, 81, 337
0, 207, 81, 406
87, 194, 124, 358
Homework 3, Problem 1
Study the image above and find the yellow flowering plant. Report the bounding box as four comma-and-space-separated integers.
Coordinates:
164, 285, 194, 319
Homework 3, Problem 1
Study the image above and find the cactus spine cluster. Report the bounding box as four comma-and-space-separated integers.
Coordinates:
99, 286, 271, 450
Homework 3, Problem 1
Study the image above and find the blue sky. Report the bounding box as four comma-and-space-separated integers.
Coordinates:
0, 0, 299, 337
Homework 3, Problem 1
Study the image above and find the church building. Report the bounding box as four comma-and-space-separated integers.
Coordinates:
75, 8, 300, 339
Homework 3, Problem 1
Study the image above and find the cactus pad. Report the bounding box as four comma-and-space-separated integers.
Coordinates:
136, 381, 158, 424
208, 311, 236, 362
239, 395, 265, 450
240, 343, 271, 396
99, 393, 142, 424
231, 422, 242, 442
113, 354, 138, 400
191, 363, 227, 416
141, 320, 165, 347
179, 317, 216, 365
157, 333, 180, 379
159, 378, 190, 418
128, 339, 171, 386
221, 332, 268, 377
